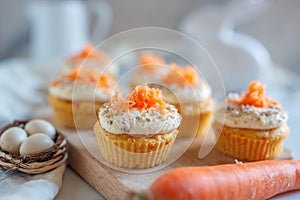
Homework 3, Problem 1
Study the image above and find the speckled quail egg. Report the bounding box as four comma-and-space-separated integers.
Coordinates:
0, 127, 28, 154
20, 133, 54, 156
25, 119, 56, 139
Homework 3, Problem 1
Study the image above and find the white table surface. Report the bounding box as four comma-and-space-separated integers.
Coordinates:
56, 68, 300, 200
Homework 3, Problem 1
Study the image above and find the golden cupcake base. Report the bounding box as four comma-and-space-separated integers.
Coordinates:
179, 112, 213, 137
48, 95, 104, 129
93, 122, 178, 169
173, 99, 213, 137
213, 122, 289, 161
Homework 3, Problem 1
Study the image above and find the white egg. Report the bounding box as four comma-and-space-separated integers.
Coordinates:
25, 119, 56, 139
0, 127, 28, 154
20, 133, 54, 156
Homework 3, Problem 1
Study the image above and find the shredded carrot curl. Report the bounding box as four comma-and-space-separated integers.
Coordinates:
126, 85, 165, 111
110, 90, 130, 111
162, 63, 198, 87
139, 53, 165, 72
229, 80, 280, 108
70, 43, 108, 62
51, 67, 115, 94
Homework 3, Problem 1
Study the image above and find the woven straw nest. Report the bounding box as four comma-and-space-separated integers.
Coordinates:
0, 120, 68, 174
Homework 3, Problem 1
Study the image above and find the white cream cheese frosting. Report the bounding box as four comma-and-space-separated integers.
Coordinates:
63, 60, 119, 77
98, 103, 181, 135
162, 82, 211, 104
49, 80, 112, 102
130, 67, 168, 86
215, 102, 288, 130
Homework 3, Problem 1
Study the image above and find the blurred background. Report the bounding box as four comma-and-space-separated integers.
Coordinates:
0, 0, 299, 73
1, 1, 300, 198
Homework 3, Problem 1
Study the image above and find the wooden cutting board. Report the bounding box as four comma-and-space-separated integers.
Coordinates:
34, 107, 292, 200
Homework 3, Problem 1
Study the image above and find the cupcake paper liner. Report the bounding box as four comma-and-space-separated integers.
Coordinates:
94, 122, 178, 169
213, 122, 289, 161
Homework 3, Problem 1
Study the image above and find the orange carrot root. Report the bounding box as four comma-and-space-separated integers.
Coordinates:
142, 160, 300, 200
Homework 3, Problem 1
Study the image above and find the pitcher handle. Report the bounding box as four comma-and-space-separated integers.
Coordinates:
87, 0, 113, 42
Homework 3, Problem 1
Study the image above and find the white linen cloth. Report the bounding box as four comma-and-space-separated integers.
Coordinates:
0, 58, 58, 125
0, 165, 66, 200
0, 58, 64, 200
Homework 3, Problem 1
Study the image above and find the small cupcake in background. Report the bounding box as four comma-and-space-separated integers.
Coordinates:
63, 43, 119, 77
49, 66, 116, 129
213, 80, 289, 161
129, 53, 167, 89
94, 84, 181, 169
161, 63, 213, 137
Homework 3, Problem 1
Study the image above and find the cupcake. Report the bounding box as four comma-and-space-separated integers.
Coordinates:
62, 43, 119, 77
49, 66, 116, 129
161, 63, 213, 137
94, 85, 181, 169
213, 80, 289, 161
129, 53, 167, 89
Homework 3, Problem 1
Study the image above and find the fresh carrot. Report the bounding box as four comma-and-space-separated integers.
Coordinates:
229, 80, 280, 108
162, 63, 198, 87
135, 160, 300, 200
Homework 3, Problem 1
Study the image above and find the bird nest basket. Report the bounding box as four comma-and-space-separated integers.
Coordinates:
0, 120, 68, 174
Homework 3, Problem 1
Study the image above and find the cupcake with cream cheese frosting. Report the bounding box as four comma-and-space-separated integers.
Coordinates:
94, 84, 181, 169
129, 53, 167, 89
62, 44, 119, 77
161, 63, 213, 137
49, 66, 116, 129
213, 80, 289, 161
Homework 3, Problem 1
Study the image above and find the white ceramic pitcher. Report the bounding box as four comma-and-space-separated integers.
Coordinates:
180, 0, 272, 92
27, 0, 112, 63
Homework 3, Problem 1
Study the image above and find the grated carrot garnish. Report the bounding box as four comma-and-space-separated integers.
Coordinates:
96, 73, 116, 94
70, 43, 108, 63
51, 67, 115, 94
139, 53, 165, 72
162, 63, 198, 87
126, 85, 165, 111
229, 80, 280, 108
110, 90, 130, 111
